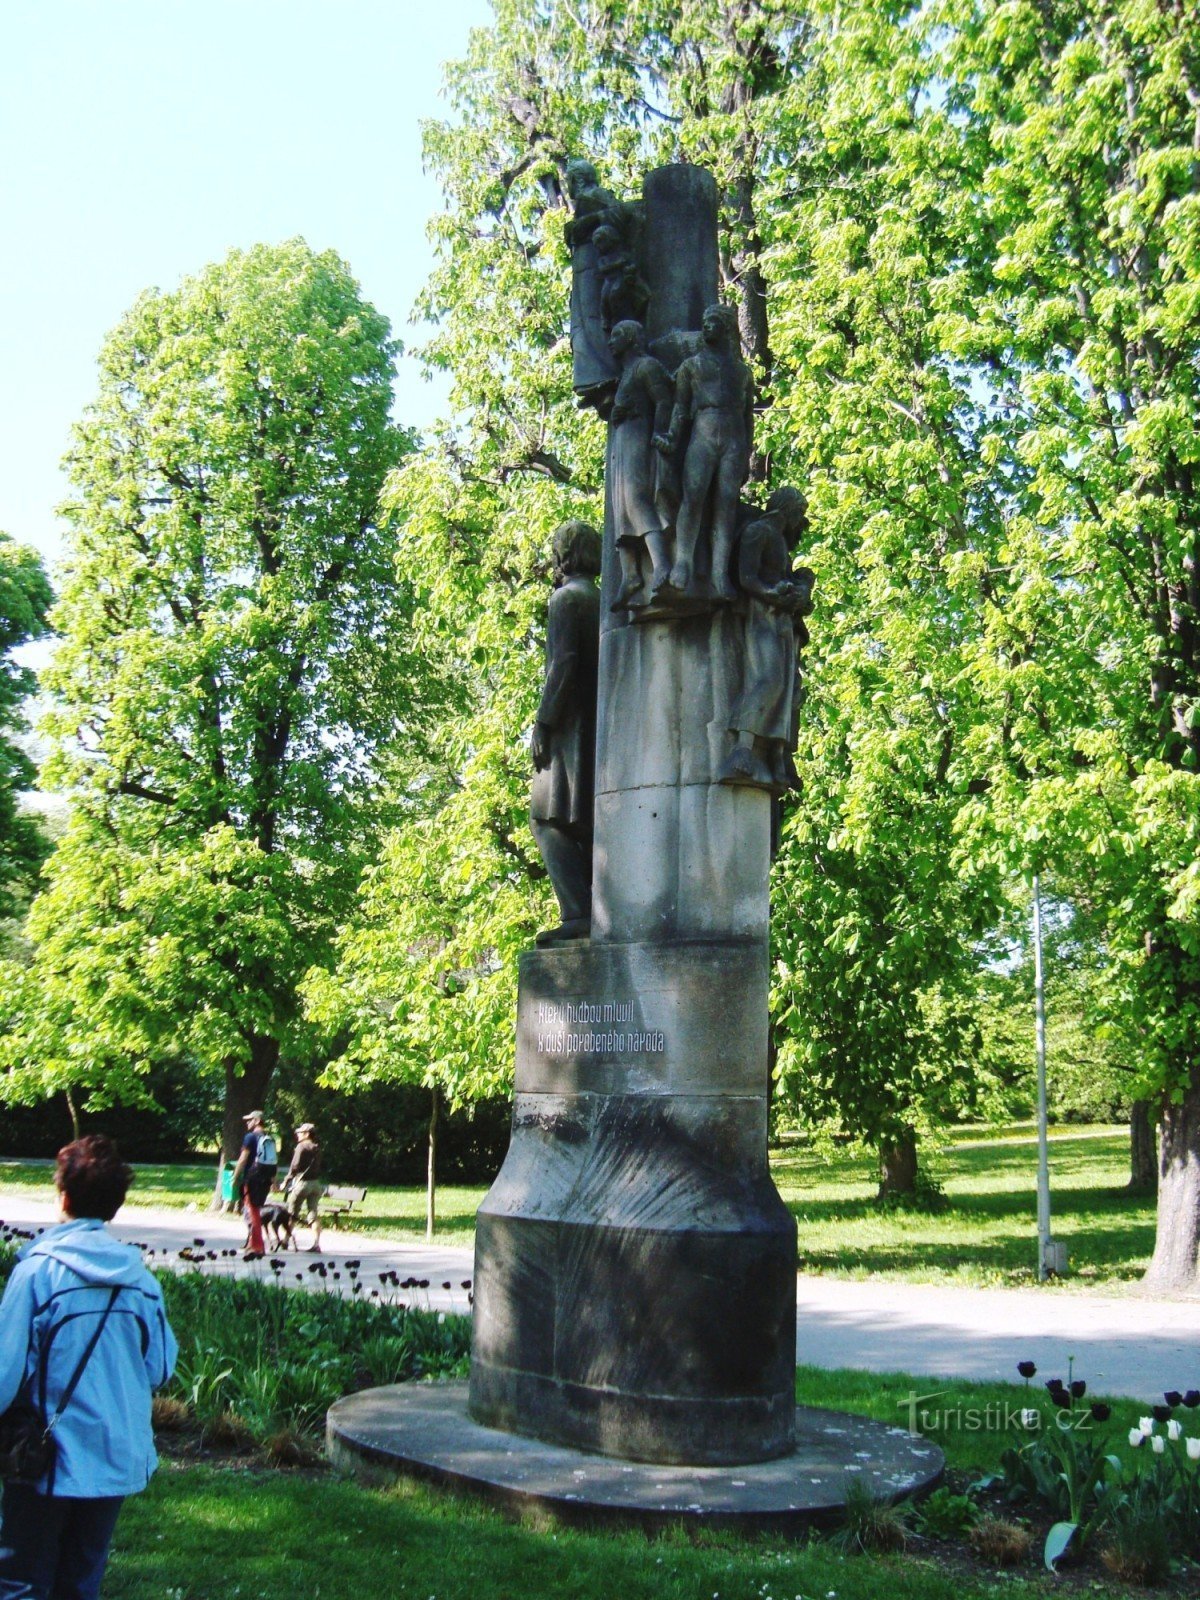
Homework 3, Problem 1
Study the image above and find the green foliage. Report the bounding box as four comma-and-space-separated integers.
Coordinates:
828, 1476, 910, 1555
921, 0, 1200, 1278
6, 241, 410, 1138
158, 1272, 470, 1442
0, 531, 52, 926
911, 1487, 980, 1540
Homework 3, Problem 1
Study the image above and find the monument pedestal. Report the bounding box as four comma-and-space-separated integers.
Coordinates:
468, 941, 796, 1465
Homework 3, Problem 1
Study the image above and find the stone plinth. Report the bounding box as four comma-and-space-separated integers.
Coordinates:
330, 1383, 945, 1532
468, 942, 796, 1465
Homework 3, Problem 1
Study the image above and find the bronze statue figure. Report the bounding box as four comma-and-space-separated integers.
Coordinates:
531, 520, 602, 943
718, 488, 814, 792
653, 303, 754, 603
595, 223, 650, 334
565, 159, 639, 414
607, 320, 675, 611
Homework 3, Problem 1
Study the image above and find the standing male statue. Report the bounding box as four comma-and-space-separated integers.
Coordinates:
530, 521, 602, 944
653, 303, 754, 603
607, 320, 674, 611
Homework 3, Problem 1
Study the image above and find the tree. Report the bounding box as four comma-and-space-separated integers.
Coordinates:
0, 532, 52, 925
934, 0, 1200, 1287
16, 241, 411, 1185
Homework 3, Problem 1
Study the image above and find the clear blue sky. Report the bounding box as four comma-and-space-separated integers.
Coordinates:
0, 0, 493, 577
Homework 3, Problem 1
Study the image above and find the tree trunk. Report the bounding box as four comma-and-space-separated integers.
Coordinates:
1128, 1098, 1158, 1195
208, 1035, 279, 1211
64, 1089, 80, 1143
1144, 1072, 1200, 1292
878, 1128, 918, 1199
426, 1086, 439, 1241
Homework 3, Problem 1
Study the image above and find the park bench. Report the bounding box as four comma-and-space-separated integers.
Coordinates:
319, 1185, 367, 1228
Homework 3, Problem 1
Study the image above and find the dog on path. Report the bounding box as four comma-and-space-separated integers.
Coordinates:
254, 1202, 297, 1253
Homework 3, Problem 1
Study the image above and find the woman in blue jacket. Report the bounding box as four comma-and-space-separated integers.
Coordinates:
0, 1135, 177, 1599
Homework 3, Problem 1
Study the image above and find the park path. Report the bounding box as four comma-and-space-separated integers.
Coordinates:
2, 1196, 1196, 1404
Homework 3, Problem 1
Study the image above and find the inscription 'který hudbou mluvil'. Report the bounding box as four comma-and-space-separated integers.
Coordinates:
536, 999, 634, 1025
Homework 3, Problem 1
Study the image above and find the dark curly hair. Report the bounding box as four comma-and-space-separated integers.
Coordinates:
55, 1135, 133, 1221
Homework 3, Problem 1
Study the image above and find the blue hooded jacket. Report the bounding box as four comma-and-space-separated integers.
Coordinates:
0, 1218, 177, 1497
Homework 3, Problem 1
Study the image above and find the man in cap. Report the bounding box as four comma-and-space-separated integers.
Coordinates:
283, 1122, 325, 1253
229, 1110, 278, 1259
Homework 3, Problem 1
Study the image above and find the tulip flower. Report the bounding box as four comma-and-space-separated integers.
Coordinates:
1139, 1417, 1155, 1435
1187, 1437, 1200, 1462
1017, 1361, 1037, 1380
1152, 1435, 1166, 1454
1129, 1428, 1144, 1447
1168, 1419, 1183, 1441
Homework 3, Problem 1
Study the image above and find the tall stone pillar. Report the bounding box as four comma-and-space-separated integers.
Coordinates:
469, 165, 798, 1466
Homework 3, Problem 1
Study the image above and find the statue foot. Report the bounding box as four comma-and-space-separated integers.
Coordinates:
611, 575, 644, 612
717, 745, 776, 790
535, 918, 591, 946
668, 562, 693, 593
710, 579, 738, 603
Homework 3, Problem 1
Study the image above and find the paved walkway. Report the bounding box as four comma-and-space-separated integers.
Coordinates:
2, 1197, 1196, 1404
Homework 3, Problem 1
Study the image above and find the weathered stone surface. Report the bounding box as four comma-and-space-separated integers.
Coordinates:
469, 941, 796, 1465
642, 165, 719, 352
591, 611, 770, 943
329, 1384, 946, 1531
515, 939, 768, 1094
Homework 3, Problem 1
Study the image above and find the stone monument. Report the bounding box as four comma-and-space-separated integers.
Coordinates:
328, 159, 944, 1524
469, 163, 809, 1465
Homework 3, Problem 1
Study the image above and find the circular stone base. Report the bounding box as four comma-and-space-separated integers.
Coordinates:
326, 1382, 943, 1533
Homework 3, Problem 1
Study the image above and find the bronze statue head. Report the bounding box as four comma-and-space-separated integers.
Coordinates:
552, 520, 602, 579
608, 319, 645, 358
566, 158, 600, 201
766, 486, 809, 544
701, 303, 737, 345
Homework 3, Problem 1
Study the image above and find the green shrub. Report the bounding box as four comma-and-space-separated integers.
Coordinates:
156, 1270, 470, 1448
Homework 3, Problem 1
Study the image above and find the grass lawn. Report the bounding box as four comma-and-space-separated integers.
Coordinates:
0, 1121, 1155, 1288
772, 1122, 1155, 1287
101, 1367, 1166, 1600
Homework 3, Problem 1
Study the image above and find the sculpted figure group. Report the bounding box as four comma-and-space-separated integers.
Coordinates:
531, 160, 815, 941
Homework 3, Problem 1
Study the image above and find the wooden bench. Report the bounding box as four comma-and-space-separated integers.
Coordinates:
319, 1185, 367, 1227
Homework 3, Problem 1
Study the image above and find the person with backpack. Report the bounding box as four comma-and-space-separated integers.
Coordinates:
0, 1134, 177, 1600
230, 1110, 278, 1260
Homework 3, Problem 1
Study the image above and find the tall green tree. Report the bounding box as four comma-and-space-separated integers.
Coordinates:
0, 532, 52, 925
934, 0, 1200, 1287
15, 241, 411, 1183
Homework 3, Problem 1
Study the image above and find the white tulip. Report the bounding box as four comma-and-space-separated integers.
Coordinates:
1129, 1427, 1144, 1448
1168, 1419, 1182, 1441
1152, 1435, 1166, 1454
1139, 1417, 1155, 1435
1021, 1409, 1039, 1429
1187, 1437, 1200, 1462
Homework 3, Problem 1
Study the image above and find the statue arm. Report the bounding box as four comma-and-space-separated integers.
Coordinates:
657, 361, 692, 453
648, 359, 674, 438
737, 520, 777, 602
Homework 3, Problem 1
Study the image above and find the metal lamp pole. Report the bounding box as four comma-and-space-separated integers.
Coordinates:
1032, 874, 1067, 1279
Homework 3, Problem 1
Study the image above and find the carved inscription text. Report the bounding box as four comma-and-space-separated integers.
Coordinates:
535, 998, 666, 1056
